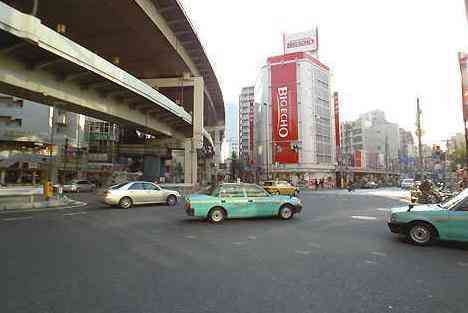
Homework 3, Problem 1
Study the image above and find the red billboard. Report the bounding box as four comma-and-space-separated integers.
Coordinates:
270, 61, 299, 164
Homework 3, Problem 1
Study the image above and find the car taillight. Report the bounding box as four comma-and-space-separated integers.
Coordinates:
185, 202, 191, 209
104, 191, 110, 197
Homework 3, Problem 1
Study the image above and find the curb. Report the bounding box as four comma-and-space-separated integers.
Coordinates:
0, 201, 87, 214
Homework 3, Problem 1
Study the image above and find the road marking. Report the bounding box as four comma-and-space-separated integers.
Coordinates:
247, 236, 257, 240
232, 241, 246, 246
364, 260, 378, 265
185, 235, 197, 239
2, 216, 33, 222
371, 251, 387, 257
376, 208, 390, 212
295, 250, 311, 255
457, 262, 468, 267
350, 214, 378, 220
307, 242, 321, 249
63, 212, 87, 216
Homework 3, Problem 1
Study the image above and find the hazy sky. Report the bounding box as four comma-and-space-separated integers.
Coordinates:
181, 0, 468, 145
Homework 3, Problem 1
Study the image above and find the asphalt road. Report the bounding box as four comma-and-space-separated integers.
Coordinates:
2, 190, 468, 313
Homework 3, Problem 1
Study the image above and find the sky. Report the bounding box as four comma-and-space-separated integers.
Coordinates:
180, 0, 468, 148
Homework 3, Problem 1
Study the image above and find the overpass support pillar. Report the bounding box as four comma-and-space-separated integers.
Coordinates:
184, 76, 204, 186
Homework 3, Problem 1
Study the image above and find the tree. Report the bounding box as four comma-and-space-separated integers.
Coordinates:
450, 148, 465, 171
230, 151, 238, 180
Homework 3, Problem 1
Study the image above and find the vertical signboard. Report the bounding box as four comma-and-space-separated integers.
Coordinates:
270, 61, 299, 164
249, 100, 254, 164
458, 52, 468, 120
333, 92, 341, 161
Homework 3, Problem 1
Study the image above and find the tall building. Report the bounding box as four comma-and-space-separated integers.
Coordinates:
224, 102, 239, 158
448, 132, 465, 152
238, 86, 255, 162
399, 128, 417, 175
0, 94, 85, 185
341, 110, 400, 171
254, 52, 335, 182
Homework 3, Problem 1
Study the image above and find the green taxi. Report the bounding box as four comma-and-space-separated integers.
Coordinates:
388, 188, 468, 245
185, 183, 302, 223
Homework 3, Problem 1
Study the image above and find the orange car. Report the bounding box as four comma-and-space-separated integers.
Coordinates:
263, 181, 299, 196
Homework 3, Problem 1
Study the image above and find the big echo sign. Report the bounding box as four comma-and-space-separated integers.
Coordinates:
270, 60, 299, 164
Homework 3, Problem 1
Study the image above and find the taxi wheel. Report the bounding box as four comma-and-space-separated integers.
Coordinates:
119, 197, 133, 209
407, 222, 436, 246
208, 207, 225, 223
279, 204, 294, 220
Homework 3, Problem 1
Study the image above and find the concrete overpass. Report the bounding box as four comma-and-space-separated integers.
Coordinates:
0, 0, 225, 184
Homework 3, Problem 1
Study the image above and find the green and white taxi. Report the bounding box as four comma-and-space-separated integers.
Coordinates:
387, 188, 468, 245
185, 183, 302, 223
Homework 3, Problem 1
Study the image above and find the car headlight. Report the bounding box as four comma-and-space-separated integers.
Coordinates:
388, 213, 397, 223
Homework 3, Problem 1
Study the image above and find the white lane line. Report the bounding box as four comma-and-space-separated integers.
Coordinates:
185, 235, 197, 239
63, 212, 87, 216
295, 250, 311, 255
351, 215, 378, 220
371, 251, 387, 257
2, 216, 33, 222
247, 236, 257, 240
376, 208, 391, 212
307, 242, 321, 249
232, 241, 246, 246
364, 260, 378, 265
457, 262, 468, 267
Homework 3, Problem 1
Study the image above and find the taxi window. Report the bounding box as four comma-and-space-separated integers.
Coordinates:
263, 181, 273, 186
244, 185, 268, 197
220, 185, 245, 198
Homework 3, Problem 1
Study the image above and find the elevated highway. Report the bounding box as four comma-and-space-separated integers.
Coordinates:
0, 0, 225, 184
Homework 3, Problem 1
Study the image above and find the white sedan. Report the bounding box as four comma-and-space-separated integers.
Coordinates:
101, 181, 180, 209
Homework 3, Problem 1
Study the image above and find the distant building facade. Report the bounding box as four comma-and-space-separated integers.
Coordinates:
0, 94, 85, 185
224, 102, 239, 158
238, 86, 255, 162
341, 110, 400, 171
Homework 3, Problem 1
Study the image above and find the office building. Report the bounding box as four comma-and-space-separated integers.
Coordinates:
0, 94, 85, 185
254, 52, 335, 183
238, 86, 255, 162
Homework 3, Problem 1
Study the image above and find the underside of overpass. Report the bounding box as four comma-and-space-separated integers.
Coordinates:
0, 0, 225, 185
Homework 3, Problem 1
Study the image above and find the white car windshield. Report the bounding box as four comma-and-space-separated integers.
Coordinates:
440, 189, 468, 209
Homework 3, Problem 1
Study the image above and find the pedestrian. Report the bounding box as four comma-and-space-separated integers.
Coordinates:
319, 178, 324, 189
315, 178, 320, 190
347, 180, 354, 192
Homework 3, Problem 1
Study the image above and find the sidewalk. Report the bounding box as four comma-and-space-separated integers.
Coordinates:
300, 187, 412, 203
0, 186, 86, 212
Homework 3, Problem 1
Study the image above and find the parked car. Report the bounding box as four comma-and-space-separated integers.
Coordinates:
262, 180, 299, 196
400, 178, 415, 189
185, 183, 302, 223
387, 188, 468, 245
54, 179, 96, 193
101, 181, 180, 209
362, 181, 379, 189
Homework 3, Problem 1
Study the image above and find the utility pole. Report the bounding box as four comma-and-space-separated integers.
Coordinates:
416, 97, 424, 179
384, 134, 389, 171
464, 119, 468, 169
48, 105, 56, 183
264, 102, 269, 180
